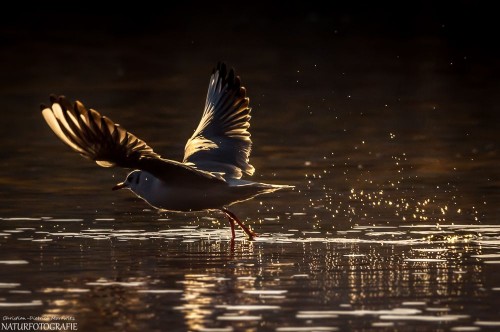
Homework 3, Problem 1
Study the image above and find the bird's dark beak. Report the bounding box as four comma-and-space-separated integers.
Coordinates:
112, 182, 127, 191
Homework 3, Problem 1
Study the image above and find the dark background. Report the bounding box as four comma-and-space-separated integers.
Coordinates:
1, 2, 498, 112
0, 1, 498, 217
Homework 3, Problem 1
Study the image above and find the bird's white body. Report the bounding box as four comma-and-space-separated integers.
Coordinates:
127, 171, 288, 212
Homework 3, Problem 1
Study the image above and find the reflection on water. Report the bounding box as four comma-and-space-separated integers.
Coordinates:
1, 218, 500, 330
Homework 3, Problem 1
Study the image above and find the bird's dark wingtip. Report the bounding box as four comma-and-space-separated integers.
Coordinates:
45, 94, 73, 111
216, 61, 225, 71
49, 94, 58, 104
213, 62, 241, 89
57, 95, 72, 111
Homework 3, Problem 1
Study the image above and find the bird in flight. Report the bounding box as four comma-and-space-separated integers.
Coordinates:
41, 63, 292, 240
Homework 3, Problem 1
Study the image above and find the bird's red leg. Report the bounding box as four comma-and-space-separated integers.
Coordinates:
227, 214, 236, 239
221, 208, 257, 240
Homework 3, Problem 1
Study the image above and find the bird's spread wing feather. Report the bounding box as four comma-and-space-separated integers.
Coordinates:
41, 95, 224, 185
183, 62, 254, 179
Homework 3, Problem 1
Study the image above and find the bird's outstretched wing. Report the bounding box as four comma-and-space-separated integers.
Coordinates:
41, 95, 224, 185
183, 62, 254, 179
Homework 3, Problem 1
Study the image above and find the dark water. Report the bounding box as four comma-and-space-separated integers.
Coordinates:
1, 5, 500, 331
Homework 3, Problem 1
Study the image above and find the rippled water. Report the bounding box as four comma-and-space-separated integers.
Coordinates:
1, 219, 500, 331
1, 6, 499, 332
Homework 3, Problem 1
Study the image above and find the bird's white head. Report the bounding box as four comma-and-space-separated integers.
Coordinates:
112, 170, 143, 192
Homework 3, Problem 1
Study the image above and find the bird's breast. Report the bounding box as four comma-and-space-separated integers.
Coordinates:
133, 176, 231, 212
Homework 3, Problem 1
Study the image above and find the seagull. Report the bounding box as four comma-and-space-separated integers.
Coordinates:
41, 62, 292, 240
